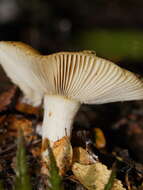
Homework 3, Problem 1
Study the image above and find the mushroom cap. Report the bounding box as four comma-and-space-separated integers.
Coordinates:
0, 41, 42, 86
0, 41, 43, 105
1, 41, 143, 105
32, 51, 143, 104
0, 41, 39, 58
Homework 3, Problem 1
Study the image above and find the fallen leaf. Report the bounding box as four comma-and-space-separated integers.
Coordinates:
7, 115, 35, 142
53, 136, 73, 175
72, 162, 126, 190
0, 86, 17, 112
73, 147, 96, 165
94, 128, 106, 149
31, 147, 41, 157
16, 102, 41, 116
41, 136, 73, 176
0, 115, 7, 125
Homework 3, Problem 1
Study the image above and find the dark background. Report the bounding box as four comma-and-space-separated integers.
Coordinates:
0, 0, 143, 58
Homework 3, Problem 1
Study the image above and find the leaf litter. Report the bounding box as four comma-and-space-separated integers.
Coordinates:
0, 84, 143, 190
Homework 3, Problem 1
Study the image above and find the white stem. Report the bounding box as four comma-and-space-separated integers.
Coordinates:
42, 95, 80, 143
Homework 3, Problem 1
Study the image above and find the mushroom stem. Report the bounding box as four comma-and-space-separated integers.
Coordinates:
42, 95, 80, 145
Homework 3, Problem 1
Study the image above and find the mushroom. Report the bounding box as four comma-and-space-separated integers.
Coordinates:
34, 51, 143, 172
1, 42, 143, 173
38, 51, 143, 143
0, 41, 43, 106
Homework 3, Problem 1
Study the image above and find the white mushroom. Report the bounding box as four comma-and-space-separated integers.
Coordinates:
21, 50, 142, 171
1, 42, 143, 173
36, 52, 143, 147
0, 41, 43, 106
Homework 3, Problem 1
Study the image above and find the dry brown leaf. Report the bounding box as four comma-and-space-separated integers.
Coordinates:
7, 115, 34, 142
94, 128, 106, 149
0, 116, 8, 144
41, 136, 73, 176
0, 86, 17, 112
53, 136, 73, 175
72, 162, 126, 190
73, 147, 95, 165
0, 115, 6, 125
31, 146, 41, 157
16, 102, 40, 115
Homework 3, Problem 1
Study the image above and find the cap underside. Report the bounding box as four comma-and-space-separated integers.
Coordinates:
32, 52, 143, 104
0, 41, 143, 104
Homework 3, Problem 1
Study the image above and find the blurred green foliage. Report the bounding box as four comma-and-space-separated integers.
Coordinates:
13, 130, 32, 190
13, 130, 64, 190
104, 169, 116, 190
75, 30, 143, 61
14, 131, 63, 190
46, 140, 64, 190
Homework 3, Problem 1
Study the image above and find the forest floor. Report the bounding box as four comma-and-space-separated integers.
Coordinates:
0, 69, 143, 190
